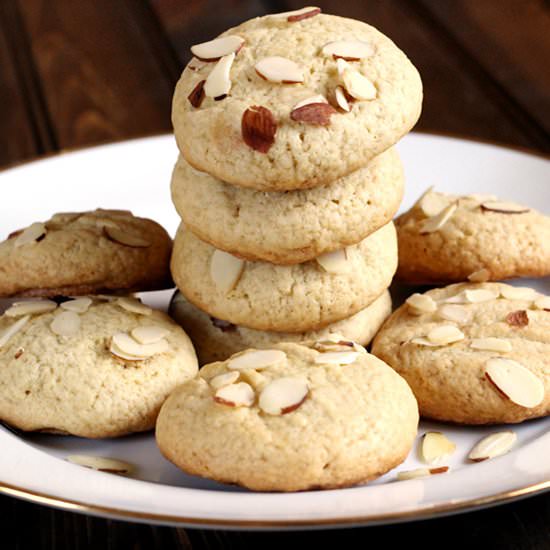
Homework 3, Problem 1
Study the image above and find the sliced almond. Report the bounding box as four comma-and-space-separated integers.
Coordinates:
50, 311, 81, 337
258, 377, 309, 415
406, 293, 437, 315
292, 94, 328, 110
437, 304, 471, 324
187, 79, 206, 108
269, 6, 321, 22
467, 269, 491, 283
60, 297, 92, 313
204, 52, 235, 99
241, 105, 277, 153
214, 382, 255, 407
0, 316, 30, 348
321, 40, 373, 61
442, 291, 467, 304
210, 249, 245, 294
338, 59, 376, 100
110, 332, 169, 360
500, 286, 537, 301
481, 200, 530, 214
313, 350, 359, 365
419, 191, 452, 218
104, 226, 150, 248
468, 431, 517, 462
316, 248, 350, 274
190, 35, 244, 61
419, 202, 457, 234
131, 325, 170, 345
187, 57, 207, 71
14, 222, 46, 247
333, 86, 351, 112
397, 466, 449, 481
421, 432, 456, 465
5, 300, 57, 317
312, 339, 364, 354
471, 337, 512, 352
534, 296, 550, 311
255, 56, 304, 84
228, 349, 287, 371
464, 288, 499, 303
410, 337, 440, 347
506, 310, 529, 327
290, 102, 336, 126
485, 358, 544, 408
115, 297, 152, 316
67, 455, 134, 474
209, 371, 240, 390
427, 325, 465, 345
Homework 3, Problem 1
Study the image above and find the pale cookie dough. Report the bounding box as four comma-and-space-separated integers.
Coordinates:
156, 342, 418, 491
0, 296, 198, 437
171, 222, 398, 332
372, 282, 550, 424
170, 148, 403, 264
395, 189, 550, 284
169, 289, 392, 364
0, 209, 173, 297
172, 11, 422, 191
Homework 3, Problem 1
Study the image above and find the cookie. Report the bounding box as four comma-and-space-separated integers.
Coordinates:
156, 342, 418, 491
371, 282, 550, 424
395, 189, 550, 284
171, 221, 397, 332
0, 296, 198, 437
169, 289, 392, 364
0, 209, 173, 298
170, 148, 403, 264
172, 11, 422, 191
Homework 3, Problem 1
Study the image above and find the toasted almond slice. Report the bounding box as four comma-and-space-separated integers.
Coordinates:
534, 296, 550, 310
421, 432, 456, 465
0, 316, 30, 348
481, 200, 530, 214
241, 105, 277, 153
14, 222, 46, 247
485, 358, 544, 408
187, 57, 207, 71
419, 202, 457, 234
292, 94, 328, 110
131, 325, 170, 345
410, 337, 440, 347
506, 310, 529, 327
471, 337, 512, 352
442, 292, 467, 304
269, 6, 321, 22
258, 377, 309, 415
437, 304, 471, 324
397, 466, 449, 481
419, 191, 452, 218
427, 325, 465, 345
313, 350, 360, 365
339, 61, 376, 100
110, 332, 169, 360
190, 35, 244, 61
210, 249, 245, 294
209, 371, 240, 390
321, 40, 374, 61
290, 102, 336, 126
255, 56, 304, 84
50, 311, 81, 337
316, 248, 350, 274
467, 269, 491, 283
228, 349, 287, 371
5, 300, 57, 317
312, 339, 365, 354
188, 79, 206, 108
334, 86, 351, 112
214, 382, 255, 407
204, 52, 235, 99
115, 297, 153, 316
500, 286, 537, 301
60, 297, 92, 313
464, 288, 499, 303
468, 431, 517, 462
104, 226, 150, 248
67, 454, 134, 474
406, 293, 437, 315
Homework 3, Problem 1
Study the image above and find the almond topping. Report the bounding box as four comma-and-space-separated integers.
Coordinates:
209, 371, 240, 390
485, 358, 544, 408
468, 431, 517, 462
534, 296, 550, 311
104, 226, 150, 248
480, 201, 530, 214
187, 79, 206, 108
110, 332, 169, 361
467, 269, 491, 283
258, 377, 309, 415
500, 286, 537, 301
5, 300, 57, 317
67, 455, 134, 474
333, 86, 351, 112
406, 293, 437, 315
204, 52, 235, 99
292, 94, 328, 110
337, 59, 376, 100
410, 337, 439, 347
228, 349, 287, 371
14, 222, 46, 247
270, 7, 321, 22
421, 432, 456, 465
464, 288, 499, 303
50, 311, 81, 337
437, 304, 471, 324
471, 337, 512, 352
210, 249, 245, 294
241, 105, 277, 153
60, 297, 92, 313
506, 310, 529, 327
321, 40, 374, 61
312, 339, 365, 354
290, 102, 336, 126
316, 248, 350, 274
397, 466, 449, 481
214, 382, 255, 407
0, 316, 30, 348
313, 350, 360, 365
187, 57, 207, 72
419, 190, 452, 218
131, 325, 170, 345
255, 56, 304, 84
115, 297, 152, 316
190, 35, 244, 61
426, 325, 465, 345
419, 202, 457, 234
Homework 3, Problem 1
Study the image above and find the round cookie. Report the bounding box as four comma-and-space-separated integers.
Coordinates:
0, 209, 173, 298
171, 221, 398, 332
170, 148, 404, 264
371, 282, 550, 424
172, 11, 422, 191
169, 289, 392, 364
0, 296, 198, 437
395, 189, 550, 284
156, 342, 418, 491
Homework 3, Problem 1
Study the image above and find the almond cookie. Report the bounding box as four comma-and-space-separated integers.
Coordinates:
170, 148, 403, 264
172, 11, 422, 191
156, 342, 418, 491
371, 282, 550, 424
0, 296, 198, 437
169, 289, 392, 364
171, 222, 397, 332
0, 209, 173, 297
395, 189, 550, 284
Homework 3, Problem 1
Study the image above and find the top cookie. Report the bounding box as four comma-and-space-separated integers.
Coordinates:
172, 10, 422, 191
0, 209, 173, 297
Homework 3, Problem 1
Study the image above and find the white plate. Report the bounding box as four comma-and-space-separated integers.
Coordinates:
0, 133, 549, 529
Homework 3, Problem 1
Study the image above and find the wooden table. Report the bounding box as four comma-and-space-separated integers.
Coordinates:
1, 1, 549, 547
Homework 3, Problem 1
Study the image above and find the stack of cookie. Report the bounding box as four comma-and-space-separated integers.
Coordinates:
168, 8, 423, 364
